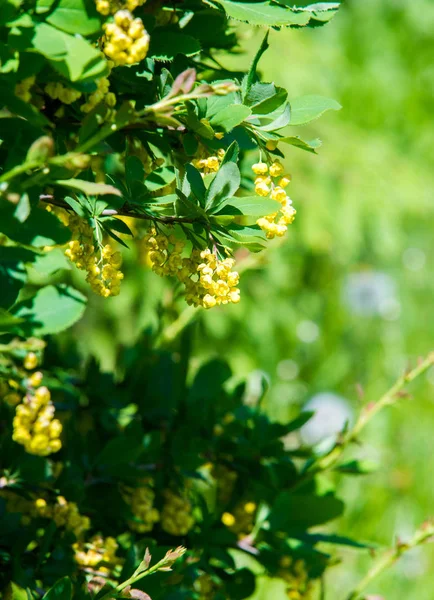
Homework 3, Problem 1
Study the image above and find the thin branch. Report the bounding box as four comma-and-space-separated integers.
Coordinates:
39, 195, 201, 226
346, 522, 434, 600
290, 352, 434, 492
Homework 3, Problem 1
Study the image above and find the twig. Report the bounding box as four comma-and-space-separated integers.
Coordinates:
39, 196, 201, 226
346, 522, 434, 599
290, 352, 434, 491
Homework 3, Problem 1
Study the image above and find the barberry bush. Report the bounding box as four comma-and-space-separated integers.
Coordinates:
1, 1, 433, 599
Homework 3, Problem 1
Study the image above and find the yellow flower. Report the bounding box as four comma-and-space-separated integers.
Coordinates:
24, 352, 38, 370
269, 161, 284, 177
252, 162, 268, 175
221, 512, 236, 527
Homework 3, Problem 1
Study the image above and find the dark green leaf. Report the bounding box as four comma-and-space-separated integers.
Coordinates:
185, 164, 206, 207
220, 141, 239, 165
42, 577, 72, 600
269, 493, 344, 531
0, 246, 36, 309
148, 32, 201, 62
0, 203, 71, 247
205, 162, 240, 211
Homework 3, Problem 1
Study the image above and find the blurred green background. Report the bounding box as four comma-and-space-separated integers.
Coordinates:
70, 0, 434, 597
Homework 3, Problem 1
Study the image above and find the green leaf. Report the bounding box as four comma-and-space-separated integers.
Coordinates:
12, 285, 87, 335
220, 141, 239, 165
46, 0, 101, 36
6, 582, 31, 600
336, 459, 379, 475
36, 0, 57, 13
148, 32, 201, 62
205, 162, 240, 211
0, 309, 25, 333
289, 94, 341, 125
212, 0, 313, 27
215, 224, 266, 252
256, 103, 290, 131
269, 493, 344, 531
209, 104, 252, 132
212, 196, 280, 217
125, 155, 145, 191
0, 247, 36, 309
184, 164, 206, 207
249, 87, 288, 115
29, 23, 108, 82
0, 203, 71, 247
42, 577, 72, 600
54, 179, 122, 196
242, 30, 269, 98
95, 435, 144, 467
100, 216, 133, 237
174, 191, 205, 219
145, 166, 176, 192
280, 135, 322, 153
31, 249, 71, 275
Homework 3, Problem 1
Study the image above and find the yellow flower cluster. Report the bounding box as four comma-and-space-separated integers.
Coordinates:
74, 535, 122, 575
123, 482, 160, 533
143, 230, 240, 309
81, 76, 117, 114
212, 464, 237, 505
1, 378, 21, 407
15, 76, 36, 102
252, 161, 296, 239
1, 491, 90, 538
279, 557, 315, 600
221, 501, 257, 539
95, 0, 146, 16
34, 496, 91, 538
45, 82, 82, 104
194, 573, 218, 600
103, 10, 150, 66
12, 386, 62, 456
161, 489, 195, 536
63, 212, 123, 297
192, 148, 225, 174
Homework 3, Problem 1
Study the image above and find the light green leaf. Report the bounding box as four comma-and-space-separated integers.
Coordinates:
289, 94, 341, 125
36, 0, 57, 13
31, 23, 107, 82
46, 0, 101, 36
209, 104, 252, 132
215, 224, 267, 252
54, 179, 122, 196
148, 32, 201, 62
212, 196, 281, 217
12, 285, 87, 335
30, 249, 71, 275
145, 166, 176, 192
212, 0, 311, 27
280, 135, 322, 153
